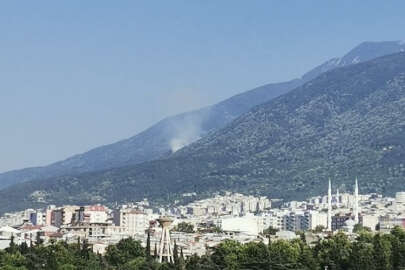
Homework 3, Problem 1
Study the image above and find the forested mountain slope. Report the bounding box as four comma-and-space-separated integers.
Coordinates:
1, 41, 403, 190
1, 52, 405, 213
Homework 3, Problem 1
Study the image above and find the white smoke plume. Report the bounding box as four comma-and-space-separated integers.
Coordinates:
161, 88, 212, 153
169, 111, 207, 153
170, 135, 200, 153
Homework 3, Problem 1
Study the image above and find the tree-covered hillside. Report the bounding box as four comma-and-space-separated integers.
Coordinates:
1, 52, 405, 213
1, 41, 404, 191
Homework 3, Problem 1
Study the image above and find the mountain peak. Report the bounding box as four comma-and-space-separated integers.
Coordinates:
341, 40, 405, 64
1, 51, 405, 214
302, 40, 405, 82
1, 40, 405, 195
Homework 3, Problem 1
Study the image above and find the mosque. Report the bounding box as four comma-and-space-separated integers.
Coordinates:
327, 178, 360, 232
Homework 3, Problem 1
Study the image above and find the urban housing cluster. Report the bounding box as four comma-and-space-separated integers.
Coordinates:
0, 180, 404, 259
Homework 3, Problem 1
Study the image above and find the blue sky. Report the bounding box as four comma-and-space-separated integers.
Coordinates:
1, 0, 405, 172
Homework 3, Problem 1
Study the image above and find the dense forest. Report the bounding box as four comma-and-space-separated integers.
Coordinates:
2, 227, 405, 270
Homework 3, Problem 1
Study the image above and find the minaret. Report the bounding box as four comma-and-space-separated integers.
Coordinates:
354, 178, 359, 224
336, 188, 340, 208
328, 179, 332, 231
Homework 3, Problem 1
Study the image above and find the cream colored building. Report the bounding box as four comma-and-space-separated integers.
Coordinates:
114, 208, 149, 235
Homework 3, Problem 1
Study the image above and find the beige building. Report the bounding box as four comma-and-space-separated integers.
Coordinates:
307, 211, 328, 230
51, 206, 79, 227
361, 214, 379, 231
74, 205, 108, 224
114, 208, 149, 235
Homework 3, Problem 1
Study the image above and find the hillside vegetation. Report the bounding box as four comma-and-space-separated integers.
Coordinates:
1, 52, 405, 213
1, 41, 404, 191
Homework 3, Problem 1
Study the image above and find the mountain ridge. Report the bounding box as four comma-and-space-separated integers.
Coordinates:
1, 40, 404, 190
1, 51, 405, 214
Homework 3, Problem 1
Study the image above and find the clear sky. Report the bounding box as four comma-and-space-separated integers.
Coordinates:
1, 0, 405, 173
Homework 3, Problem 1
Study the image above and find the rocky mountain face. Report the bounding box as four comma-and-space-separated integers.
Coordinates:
1, 52, 405, 214
0, 40, 404, 191
302, 40, 405, 81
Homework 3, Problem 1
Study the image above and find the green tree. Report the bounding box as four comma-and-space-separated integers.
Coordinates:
177, 248, 186, 270
173, 241, 179, 266
349, 241, 375, 270
59, 264, 76, 270
314, 232, 351, 270
5, 236, 18, 255
239, 242, 269, 269
389, 226, 405, 270
373, 234, 392, 270
295, 239, 318, 270
353, 224, 371, 234
105, 238, 145, 268
122, 257, 151, 270
146, 230, 152, 262
356, 231, 374, 243
185, 254, 216, 270
35, 232, 43, 246
158, 262, 175, 270
263, 226, 279, 236
313, 225, 326, 233
268, 240, 301, 269
211, 240, 243, 270
154, 243, 158, 259
80, 239, 91, 261
0, 251, 27, 270
173, 222, 194, 233
0, 266, 28, 270
17, 243, 29, 256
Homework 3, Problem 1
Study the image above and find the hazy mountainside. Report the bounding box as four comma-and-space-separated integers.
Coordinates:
302, 40, 405, 81
0, 79, 301, 189
0, 40, 404, 190
1, 52, 405, 214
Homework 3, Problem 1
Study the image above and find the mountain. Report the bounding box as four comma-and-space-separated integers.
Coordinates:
1, 40, 404, 191
302, 40, 405, 81
0, 79, 300, 189
1, 51, 405, 214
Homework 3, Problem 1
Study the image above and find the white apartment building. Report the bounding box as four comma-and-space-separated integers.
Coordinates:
261, 210, 287, 231
220, 213, 264, 235
361, 214, 379, 231
306, 211, 328, 230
